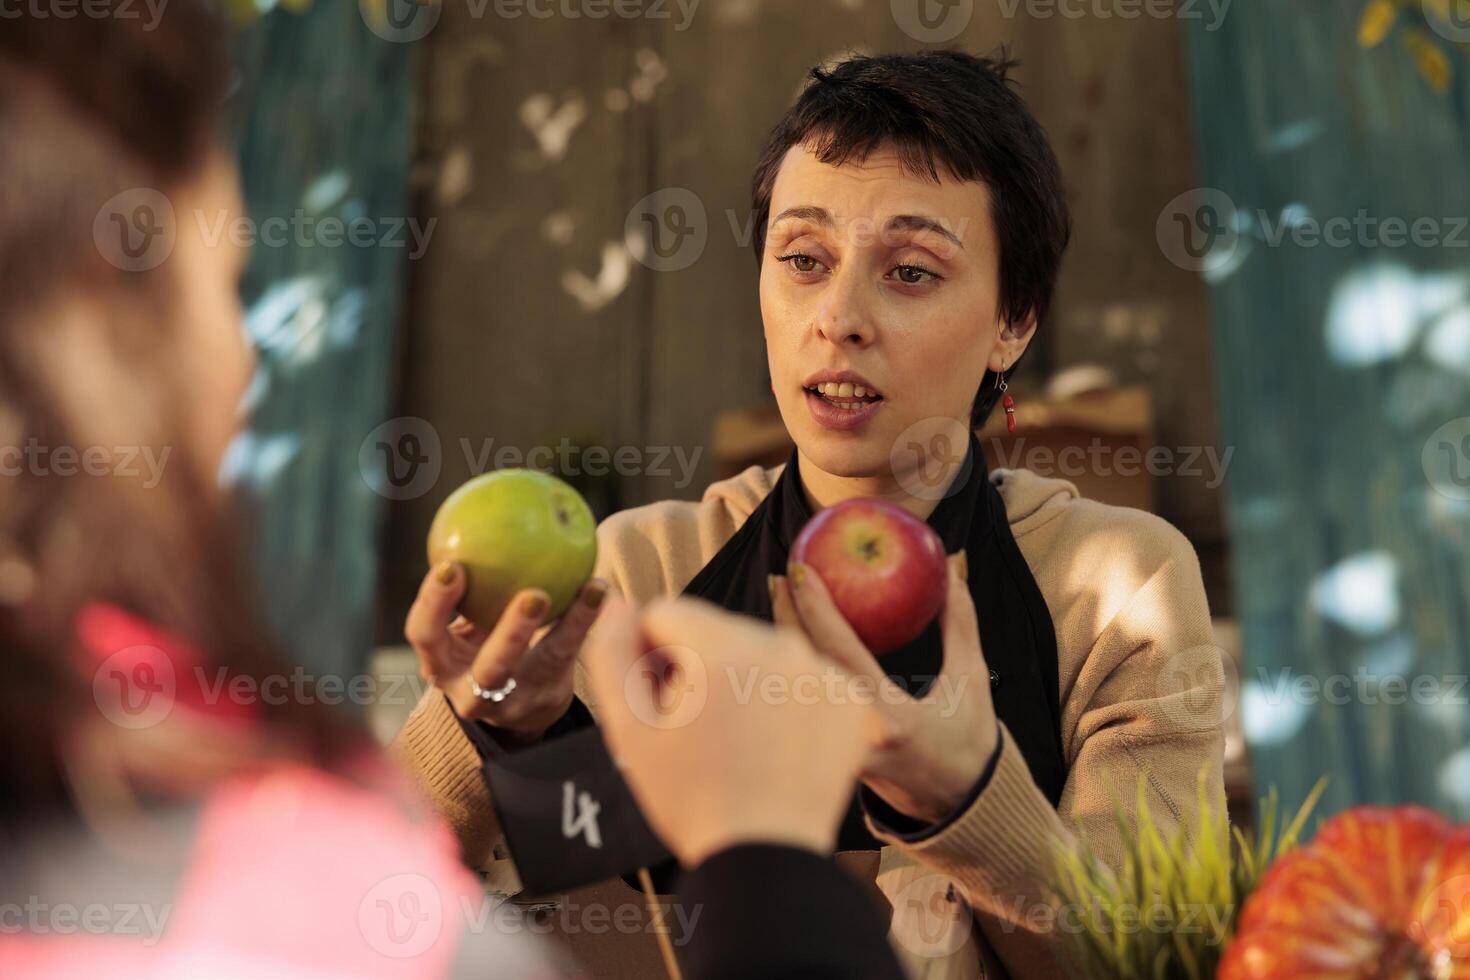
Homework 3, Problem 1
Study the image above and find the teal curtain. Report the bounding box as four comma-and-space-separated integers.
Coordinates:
224, 5, 416, 683
1182, 3, 1470, 819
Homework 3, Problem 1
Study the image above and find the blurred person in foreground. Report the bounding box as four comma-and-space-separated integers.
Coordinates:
398, 48, 1227, 980
0, 5, 529, 976
0, 5, 907, 978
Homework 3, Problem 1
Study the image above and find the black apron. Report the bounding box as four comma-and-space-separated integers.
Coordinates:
681, 434, 1067, 849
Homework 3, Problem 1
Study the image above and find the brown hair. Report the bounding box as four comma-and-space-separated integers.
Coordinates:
0, 2, 367, 822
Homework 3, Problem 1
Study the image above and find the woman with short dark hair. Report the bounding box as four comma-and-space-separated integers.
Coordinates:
401, 49, 1225, 979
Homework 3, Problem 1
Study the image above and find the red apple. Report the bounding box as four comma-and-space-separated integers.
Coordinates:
789, 497, 948, 656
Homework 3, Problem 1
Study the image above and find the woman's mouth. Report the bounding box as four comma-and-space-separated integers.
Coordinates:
804, 381, 882, 410
803, 381, 884, 430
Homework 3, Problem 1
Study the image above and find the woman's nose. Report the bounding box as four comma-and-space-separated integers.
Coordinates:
813, 271, 876, 348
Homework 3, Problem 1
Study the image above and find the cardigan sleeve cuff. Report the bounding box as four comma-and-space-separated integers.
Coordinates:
859, 721, 1003, 843
865, 722, 1073, 892
389, 690, 503, 866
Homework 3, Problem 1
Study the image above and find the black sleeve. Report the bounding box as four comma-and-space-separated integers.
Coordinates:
675, 844, 905, 980
450, 693, 596, 759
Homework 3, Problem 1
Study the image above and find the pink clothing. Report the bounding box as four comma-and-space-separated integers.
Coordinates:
0, 764, 515, 978
4, 604, 560, 977
76, 602, 260, 733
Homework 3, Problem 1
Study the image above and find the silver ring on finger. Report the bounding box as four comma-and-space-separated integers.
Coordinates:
468, 675, 517, 703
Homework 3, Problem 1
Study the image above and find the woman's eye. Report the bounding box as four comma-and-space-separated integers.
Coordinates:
891, 264, 940, 285
777, 253, 824, 274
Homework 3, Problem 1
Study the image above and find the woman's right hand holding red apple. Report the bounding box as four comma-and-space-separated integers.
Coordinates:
404, 560, 608, 741
773, 555, 999, 825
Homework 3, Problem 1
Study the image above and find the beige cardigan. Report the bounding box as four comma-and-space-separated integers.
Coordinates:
392, 464, 1226, 979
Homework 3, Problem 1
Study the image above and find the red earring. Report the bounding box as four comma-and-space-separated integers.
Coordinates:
997, 369, 1016, 433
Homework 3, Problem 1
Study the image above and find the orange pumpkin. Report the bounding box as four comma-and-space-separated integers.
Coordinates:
1220, 805, 1470, 979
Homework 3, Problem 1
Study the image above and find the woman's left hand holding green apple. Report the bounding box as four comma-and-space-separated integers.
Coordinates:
405, 560, 608, 742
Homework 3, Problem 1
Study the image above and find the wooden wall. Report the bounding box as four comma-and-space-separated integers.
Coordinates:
377, 2, 1225, 637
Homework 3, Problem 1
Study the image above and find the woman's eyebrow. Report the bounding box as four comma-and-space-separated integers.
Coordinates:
768, 207, 965, 252
886, 214, 965, 251
770, 205, 832, 228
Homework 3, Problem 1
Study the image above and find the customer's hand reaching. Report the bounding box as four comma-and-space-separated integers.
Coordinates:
582, 597, 875, 869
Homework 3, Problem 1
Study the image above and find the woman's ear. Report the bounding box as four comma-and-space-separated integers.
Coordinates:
987, 310, 1039, 373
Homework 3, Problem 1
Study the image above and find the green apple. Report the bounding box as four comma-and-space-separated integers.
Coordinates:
426, 469, 597, 628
